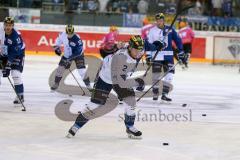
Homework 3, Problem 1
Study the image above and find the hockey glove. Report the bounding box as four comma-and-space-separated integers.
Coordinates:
153, 41, 166, 51
177, 51, 188, 64
54, 46, 62, 56
2, 61, 11, 77
135, 78, 145, 91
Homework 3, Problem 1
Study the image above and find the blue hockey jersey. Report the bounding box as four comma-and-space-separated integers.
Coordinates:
147, 25, 183, 61
4, 29, 25, 63
163, 25, 183, 52
55, 32, 84, 60
68, 34, 83, 59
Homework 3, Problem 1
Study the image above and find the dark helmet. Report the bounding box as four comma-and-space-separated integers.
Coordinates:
129, 35, 144, 50
66, 24, 74, 34
4, 17, 14, 24
155, 13, 165, 20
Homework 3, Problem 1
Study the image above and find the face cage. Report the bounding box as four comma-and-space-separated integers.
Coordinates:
136, 49, 144, 59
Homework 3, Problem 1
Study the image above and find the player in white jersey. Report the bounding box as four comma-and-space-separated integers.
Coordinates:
0, 24, 6, 85
146, 13, 186, 102
51, 24, 90, 90
66, 35, 165, 139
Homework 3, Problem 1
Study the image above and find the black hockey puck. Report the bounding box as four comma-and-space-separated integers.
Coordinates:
69, 95, 72, 97
202, 114, 207, 117
163, 143, 169, 146
182, 103, 187, 107
64, 102, 68, 104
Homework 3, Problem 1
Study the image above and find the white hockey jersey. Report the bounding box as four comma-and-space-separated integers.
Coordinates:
147, 26, 168, 61
99, 49, 137, 88
0, 25, 5, 45
0, 25, 7, 56
55, 31, 83, 59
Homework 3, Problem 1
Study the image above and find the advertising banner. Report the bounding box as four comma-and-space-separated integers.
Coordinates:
19, 30, 205, 58
20, 30, 131, 55
213, 36, 240, 64
123, 13, 240, 32
187, 16, 240, 32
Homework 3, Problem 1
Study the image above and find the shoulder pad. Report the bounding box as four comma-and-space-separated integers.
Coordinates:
16, 29, 22, 35
75, 33, 80, 39
59, 32, 65, 37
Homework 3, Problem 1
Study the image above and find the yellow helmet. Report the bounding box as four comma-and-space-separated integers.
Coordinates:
4, 17, 14, 24
129, 35, 144, 50
66, 24, 74, 34
155, 13, 165, 20
110, 25, 118, 32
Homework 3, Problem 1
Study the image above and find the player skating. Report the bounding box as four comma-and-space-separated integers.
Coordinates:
0, 17, 25, 104
66, 35, 165, 139
51, 24, 91, 91
146, 13, 187, 102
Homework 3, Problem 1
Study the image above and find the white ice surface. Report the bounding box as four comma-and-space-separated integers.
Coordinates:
0, 55, 240, 160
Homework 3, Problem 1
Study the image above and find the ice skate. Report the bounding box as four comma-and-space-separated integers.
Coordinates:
161, 94, 172, 102
126, 126, 142, 139
13, 95, 24, 104
153, 93, 159, 101
66, 124, 80, 138
50, 83, 59, 91
83, 77, 91, 88
152, 88, 159, 101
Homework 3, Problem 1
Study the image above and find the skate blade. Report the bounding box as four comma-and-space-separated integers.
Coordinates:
13, 104, 22, 108
160, 100, 171, 104
127, 134, 142, 139
66, 133, 74, 138
50, 89, 56, 93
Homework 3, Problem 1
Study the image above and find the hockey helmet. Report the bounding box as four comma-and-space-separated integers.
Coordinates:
66, 24, 74, 34
129, 35, 144, 51
155, 13, 165, 20
4, 17, 14, 24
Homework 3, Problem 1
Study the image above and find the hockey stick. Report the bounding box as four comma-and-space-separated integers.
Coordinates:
7, 76, 26, 111
137, 61, 180, 102
68, 68, 86, 96
143, 1, 195, 77
0, 63, 26, 111
130, 54, 145, 77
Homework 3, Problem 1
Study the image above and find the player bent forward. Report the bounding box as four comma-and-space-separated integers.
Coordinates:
51, 24, 90, 91
67, 35, 165, 139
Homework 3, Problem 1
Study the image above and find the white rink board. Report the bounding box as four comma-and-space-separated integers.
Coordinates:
213, 36, 240, 63
0, 56, 240, 160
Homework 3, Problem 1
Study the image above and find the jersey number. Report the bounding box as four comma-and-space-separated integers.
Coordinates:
122, 65, 127, 72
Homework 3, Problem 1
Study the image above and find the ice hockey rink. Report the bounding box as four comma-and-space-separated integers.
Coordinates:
0, 55, 240, 160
